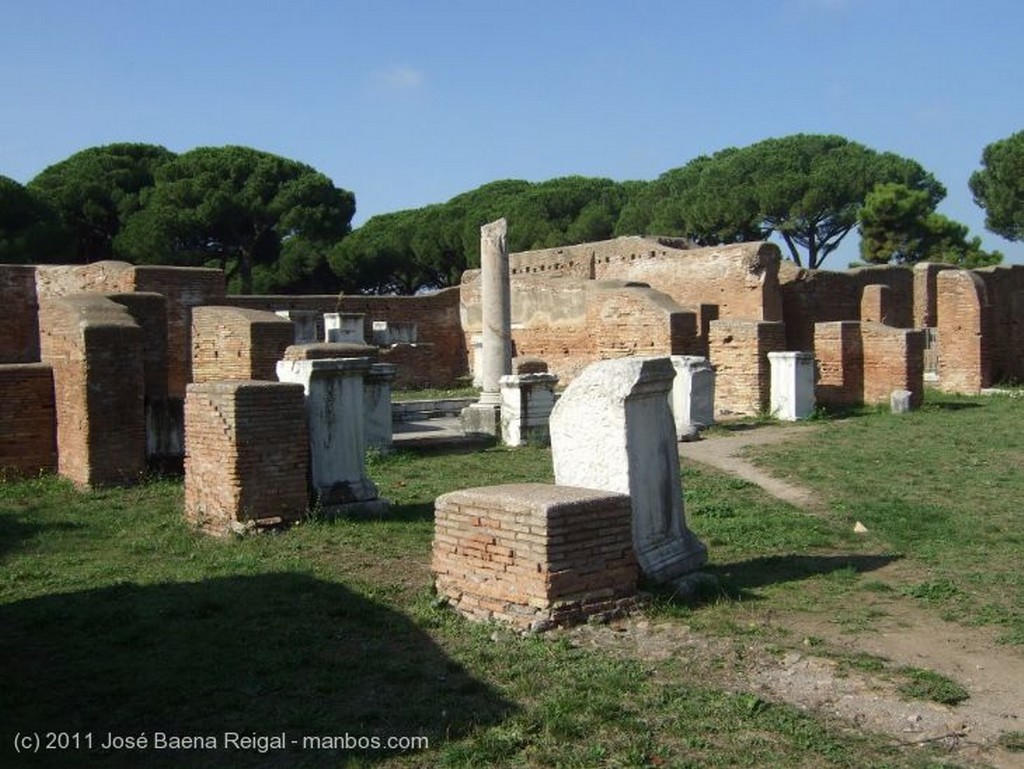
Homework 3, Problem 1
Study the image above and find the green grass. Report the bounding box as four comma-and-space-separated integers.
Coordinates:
4, 391, 1020, 767
748, 390, 1024, 644
896, 668, 970, 706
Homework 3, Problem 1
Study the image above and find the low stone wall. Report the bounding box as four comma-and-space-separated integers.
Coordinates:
0, 363, 57, 477
432, 483, 638, 631
184, 380, 309, 535
815, 321, 924, 408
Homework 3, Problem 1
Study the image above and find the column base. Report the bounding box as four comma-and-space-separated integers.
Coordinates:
460, 403, 501, 437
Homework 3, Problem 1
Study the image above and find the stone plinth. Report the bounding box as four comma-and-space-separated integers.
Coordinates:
549, 357, 707, 584
669, 355, 715, 440
432, 483, 638, 632
499, 372, 559, 446
891, 389, 912, 414
768, 351, 816, 421
371, 320, 417, 346
184, 380, 309, 535
324, 312, 366, 344
275, 310, 320, 344
365, 362, 398, 454
276, 356, 387, 516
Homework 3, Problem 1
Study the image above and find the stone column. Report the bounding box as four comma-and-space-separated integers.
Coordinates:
324, 312, 367, 344
549, 356, 707, 585
768, 351, 816, 420
461, 218, 511, 436
669, 355, 715, 441
276, 356, 388, 517
364, 362, 398, 454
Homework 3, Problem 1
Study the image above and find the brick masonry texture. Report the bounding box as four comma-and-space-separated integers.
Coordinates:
708, 320, 787, 414
432, 483, 638, 631
38, 294, 146, 488
227, 288, 467, 389
0, 265, 41, 363
936, 270, 992, 394
0, 363, 57, 477
815, 321, 925, 407
971, 265, 1024, 384
184, 380, 309, 535
191, 307, 295, 384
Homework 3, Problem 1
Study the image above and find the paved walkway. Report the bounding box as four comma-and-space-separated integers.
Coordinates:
678, 425, 823, 512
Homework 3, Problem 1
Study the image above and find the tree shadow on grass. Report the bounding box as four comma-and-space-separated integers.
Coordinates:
0, 510, 82, 561
0, 573, 514, 768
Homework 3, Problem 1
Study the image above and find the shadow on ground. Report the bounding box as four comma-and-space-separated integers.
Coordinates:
0, 573, 513, 768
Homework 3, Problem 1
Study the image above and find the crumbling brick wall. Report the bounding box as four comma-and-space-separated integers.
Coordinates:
815, 321, 924, 407
936, 270, 992, 394
191, 307, 295, 383
971, 265, 1024, 385
778, 262, 914, 352
0, 265, 41, 363
38, 294, 145, 487
463, 277, 698, 384
913, 262, 956, 329
432, 483, 637, 631
708, 320, 787, 414
0, 363, 57, 477
227, 287, 466, 388
184, 381, 309, 535
814, 322, 863, 405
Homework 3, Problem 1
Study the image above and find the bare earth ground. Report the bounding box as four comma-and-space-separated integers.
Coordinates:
578, 424, 1024, 768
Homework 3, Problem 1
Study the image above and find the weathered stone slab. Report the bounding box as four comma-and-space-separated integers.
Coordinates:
768, 351, 816, 421
549, 356, 707, 583
499, 371, 558, 446
669, 355, 715, 440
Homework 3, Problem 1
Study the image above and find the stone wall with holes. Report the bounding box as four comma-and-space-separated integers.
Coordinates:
191, 307, 295, 383
432, 483, 638, 631
227, 287, 466, 388
707, 320, 787, 414
38, 294, 146, 488
462, 274, 699, 383
0, 363, 57, 477
184, 380, 309, 535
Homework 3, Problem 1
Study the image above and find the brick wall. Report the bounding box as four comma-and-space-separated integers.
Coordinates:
107, 293, 169, 400
913, 262, 955, 329
814, 321, 924, 407
971, 265, 1024, 384
861, 284, 895, 325
38, 294, 145, 488
0, 265, 40, 363
191, 307, 295, 383
184, 380, 309, 535
861, 324, 925, 407
936, 270, 992, 394
465, 279, 698, 384
708, 320, 787, 414
227, 288, 466, 388
0, 363, 57, 477
813, 322, 863, 405
778, 262, 914, 352
432, 483, 638, 631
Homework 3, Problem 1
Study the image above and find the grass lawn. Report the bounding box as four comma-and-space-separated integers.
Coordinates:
1, 391, 1019, 767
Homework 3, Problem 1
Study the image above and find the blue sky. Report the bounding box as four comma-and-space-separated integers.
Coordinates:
2, 0, 1022, 266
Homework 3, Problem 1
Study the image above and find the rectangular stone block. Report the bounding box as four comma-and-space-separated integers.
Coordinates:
184, 380, 309, 535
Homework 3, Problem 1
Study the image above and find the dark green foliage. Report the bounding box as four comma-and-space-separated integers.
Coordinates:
0, 175, 72, 263
116, 146, 355, 294
28, 143, 174, 262
970, 129, 1024, 242
859, 182, 1002, 267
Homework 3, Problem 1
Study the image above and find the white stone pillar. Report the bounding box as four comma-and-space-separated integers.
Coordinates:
549, 356, 707, 584
669, 355, 715, 440
461, 218, 511, 436
500, 372, 559, 446
323, 312, 366, 344
470, 333, 484, 388
365, 362, 398, 453
768, 351, 816, 421
276, 356, 388, 516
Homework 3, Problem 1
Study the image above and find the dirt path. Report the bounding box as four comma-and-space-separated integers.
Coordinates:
663, 424, 1024, 768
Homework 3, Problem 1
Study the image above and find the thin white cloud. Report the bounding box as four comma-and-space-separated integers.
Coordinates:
372, 65, 425, 91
